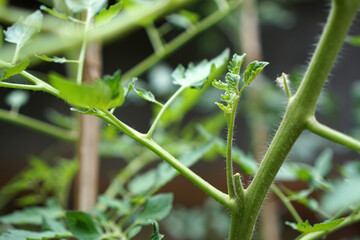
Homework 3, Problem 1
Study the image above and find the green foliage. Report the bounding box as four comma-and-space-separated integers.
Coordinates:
129, 78, 158, 104
136, 193, 173, 224
286, 219, 344, 234
40, 5, 69, 20
0, 229, 69, 240
243, 61, 269, 85
50, 70, 124, 110
0, 58, 29, 81
66, 211, 103, 240
64, 0, 106, 17
95, 2, 123, 26
3, 10, 42, 48
166, 10, 199, 29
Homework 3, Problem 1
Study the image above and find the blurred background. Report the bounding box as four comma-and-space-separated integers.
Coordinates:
0, 0, 360, 239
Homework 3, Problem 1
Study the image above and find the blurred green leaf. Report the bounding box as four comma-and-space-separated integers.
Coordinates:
95, 1, 123, 26
129, 78, 158, 103
4, 10, 43, 49
313, 149, 333, 178
97, 195, 131, 216
42, 217, 71, 236
321, 176, 360, 214
36, 55, 68, 63
0, 229, 70, 240
66, 211, 103, 240
149, 220, 164, 240
5, 90, 30, 110
166, 10, 199, 29
0, 204, 64, 225
40, 5, 69, 20
127, 226, 142, 239
243, 61, 269, 86
172, 49, 229, 89
347, 35, 360, 46
136, 193, 173, 225
286, 219, 344, 234
65, 0, 106, 17
0, 58, 29, 81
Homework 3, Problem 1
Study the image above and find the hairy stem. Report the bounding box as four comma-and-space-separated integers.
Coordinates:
306, 116, 360, 152
232, 1, 360, 239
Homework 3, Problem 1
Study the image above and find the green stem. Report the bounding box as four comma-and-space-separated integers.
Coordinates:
11, 44, 21, 64
306, 116, 360, 152
225, 96, 239, 199
102, 110, 233, 210
0, 108, 77, 142
146, 86, 186, 138
270, 184, 302, 223
0, 82, 43, 91
145, 23, 164, 53
232, 1, 360, 239
0, 59, 60, 97
121, 0, 242, 80
76, 13, 91, 84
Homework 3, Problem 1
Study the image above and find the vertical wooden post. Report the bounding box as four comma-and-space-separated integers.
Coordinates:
75, 44, 102, 211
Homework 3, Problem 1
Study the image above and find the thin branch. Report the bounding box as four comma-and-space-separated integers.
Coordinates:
306, 117, 360, 152
146, 86, 185, 138
0, 82, 43, 91
102, 110, 234, 210
270, 184, 302, 223
145, 23, 164, 53
0, 108, 77, 142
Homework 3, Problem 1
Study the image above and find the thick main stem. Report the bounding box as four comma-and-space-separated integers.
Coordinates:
230, 1, 360, 239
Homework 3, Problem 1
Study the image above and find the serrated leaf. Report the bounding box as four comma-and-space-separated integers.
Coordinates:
228, 53, 246, 74
286, 219, 344, 234
4, 10, 43, 49
97, 195, 131, 216
42, 217, 71, 236
136, 193, 173, 225
129, 78, 157, 103
66, 211, 103, 240
225, 73, 240, 92
0, 205, 64, 225
65, 0, 106, 17
50, 71, 124, 110
95, 2, 123, 26
5, 90, 29, 109
171, 50, 229, 89
243, 61, 269, 85
212, 79, 229, 91
0, 229, 70, 240
0, 58, 29, 81
40, 5, 69, 20
215, 102, 229, 113
149, 220, 164, 240
36, 55, 68, 63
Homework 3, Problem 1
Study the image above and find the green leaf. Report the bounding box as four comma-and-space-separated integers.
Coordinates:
40, 5, 69, 20
225, 73, 240, 92
0, 58, 29, 81
149, 220, 164, 240
127, 226, 142, 239
286, 219, 344, 234
65, 0, 106, 17
215, 102, 229, 113
42, 217, 71, 236
50, 72, 124, 110
5, 90, 30, 109
0, 229, 69, 240
36, 55, 68, 63
321, 176, 360, 214
228, 53, 246, 74
313, 148, 333, 178
129, 78, 158, 103
95, 2, 123, 26
97, 195, 131, 216
0, 205, 64, 225
347, 35, 360, 46
66, 211, 103, 240
166, 10, 199, 29
136, 193, 173, 225
243, 61, 269, 85
171, 49, 229, 89
4, 10, 43, 48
